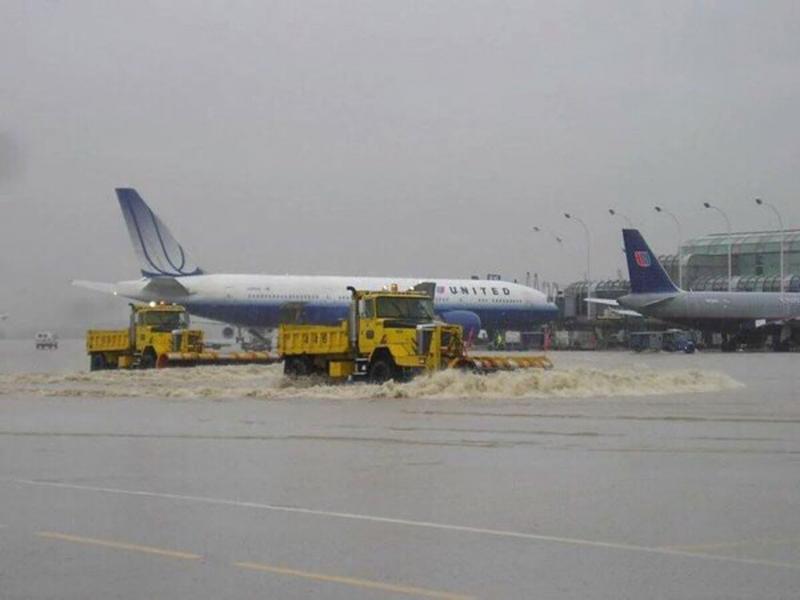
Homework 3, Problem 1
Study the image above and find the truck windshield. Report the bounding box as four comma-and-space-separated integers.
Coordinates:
375, 297, 435, 321
139, 311, 189, 331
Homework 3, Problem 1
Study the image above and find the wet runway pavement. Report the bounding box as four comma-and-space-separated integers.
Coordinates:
1, 350, 799, 598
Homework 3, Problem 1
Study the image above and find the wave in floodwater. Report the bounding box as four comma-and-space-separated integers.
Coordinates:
0, 364, 742, 400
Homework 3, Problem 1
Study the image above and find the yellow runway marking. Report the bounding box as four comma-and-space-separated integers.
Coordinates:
234, 561, 474, 600
36, 531, 202, 560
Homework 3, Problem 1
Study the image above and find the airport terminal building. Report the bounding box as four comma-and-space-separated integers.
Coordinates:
659, 228, 800, 292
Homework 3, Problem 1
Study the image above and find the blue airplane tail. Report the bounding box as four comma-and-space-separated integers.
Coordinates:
622, 229, 679, 294
116, 188, 204, 277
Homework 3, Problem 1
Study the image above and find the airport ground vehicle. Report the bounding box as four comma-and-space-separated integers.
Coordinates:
86, 303, 276, 370
630, 329, 696, 353
35, 331, 58, 350
552, 330, 598, 350
278, 287, 552, 382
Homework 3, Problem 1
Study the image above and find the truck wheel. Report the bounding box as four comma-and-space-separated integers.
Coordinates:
140, 348, 157, 369
284, 357, 309, 377
283, 358, 298, 376
368, 358, 395, 384
393, 368, 414, 382
90, 353, 106, 371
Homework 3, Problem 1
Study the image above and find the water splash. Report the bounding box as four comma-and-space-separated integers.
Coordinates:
0, 364, 742, 400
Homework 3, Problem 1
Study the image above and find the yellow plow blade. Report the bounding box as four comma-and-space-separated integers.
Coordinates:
159, 351, 279, 368
448, 354, 553, 372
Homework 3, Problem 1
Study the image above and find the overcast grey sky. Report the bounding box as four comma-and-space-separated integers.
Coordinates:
2, 1, 799, 333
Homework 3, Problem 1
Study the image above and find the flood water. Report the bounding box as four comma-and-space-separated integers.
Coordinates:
0, 339, 747, 401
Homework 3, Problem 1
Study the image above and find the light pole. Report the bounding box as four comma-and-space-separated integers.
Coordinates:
564, 213, 592, 317
608, 208, 633, 227
703, 202, 732, 292
654, 205, 683, 289
755, 198, 785, 296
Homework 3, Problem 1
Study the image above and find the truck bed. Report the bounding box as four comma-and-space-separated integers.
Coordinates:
279, 322, 350, 356
86, 329, 130, 353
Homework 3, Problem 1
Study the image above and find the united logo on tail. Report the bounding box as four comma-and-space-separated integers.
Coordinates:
634, 250, 651, 268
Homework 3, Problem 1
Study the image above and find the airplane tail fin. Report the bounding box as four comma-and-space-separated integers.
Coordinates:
116, 188, 204, 277
622, 229, 680, 294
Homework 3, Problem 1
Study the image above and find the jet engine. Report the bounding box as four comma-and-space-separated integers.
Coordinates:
439, 310, 482, 340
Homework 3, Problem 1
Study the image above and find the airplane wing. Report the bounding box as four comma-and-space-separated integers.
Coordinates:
610, 308, 644, 318
584, 297, 643, 318
585, 298, 621, 307
72, 280, 118, 295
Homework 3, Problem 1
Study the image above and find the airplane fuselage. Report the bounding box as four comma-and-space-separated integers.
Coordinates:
619, 291, 800, 330
116, 274, 558, 331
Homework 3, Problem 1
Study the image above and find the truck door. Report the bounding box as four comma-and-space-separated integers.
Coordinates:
357, 298, 378, 354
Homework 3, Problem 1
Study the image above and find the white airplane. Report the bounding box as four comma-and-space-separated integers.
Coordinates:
74, 189, 558, 336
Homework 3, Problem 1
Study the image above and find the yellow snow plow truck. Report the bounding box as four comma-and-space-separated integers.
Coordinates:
86, 303, 276, 370
278, 287, 552, 382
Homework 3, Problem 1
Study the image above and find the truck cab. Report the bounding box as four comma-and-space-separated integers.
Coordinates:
130, 304, 203, 366
353, 289, 464, 379
87, 303, 204, 370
